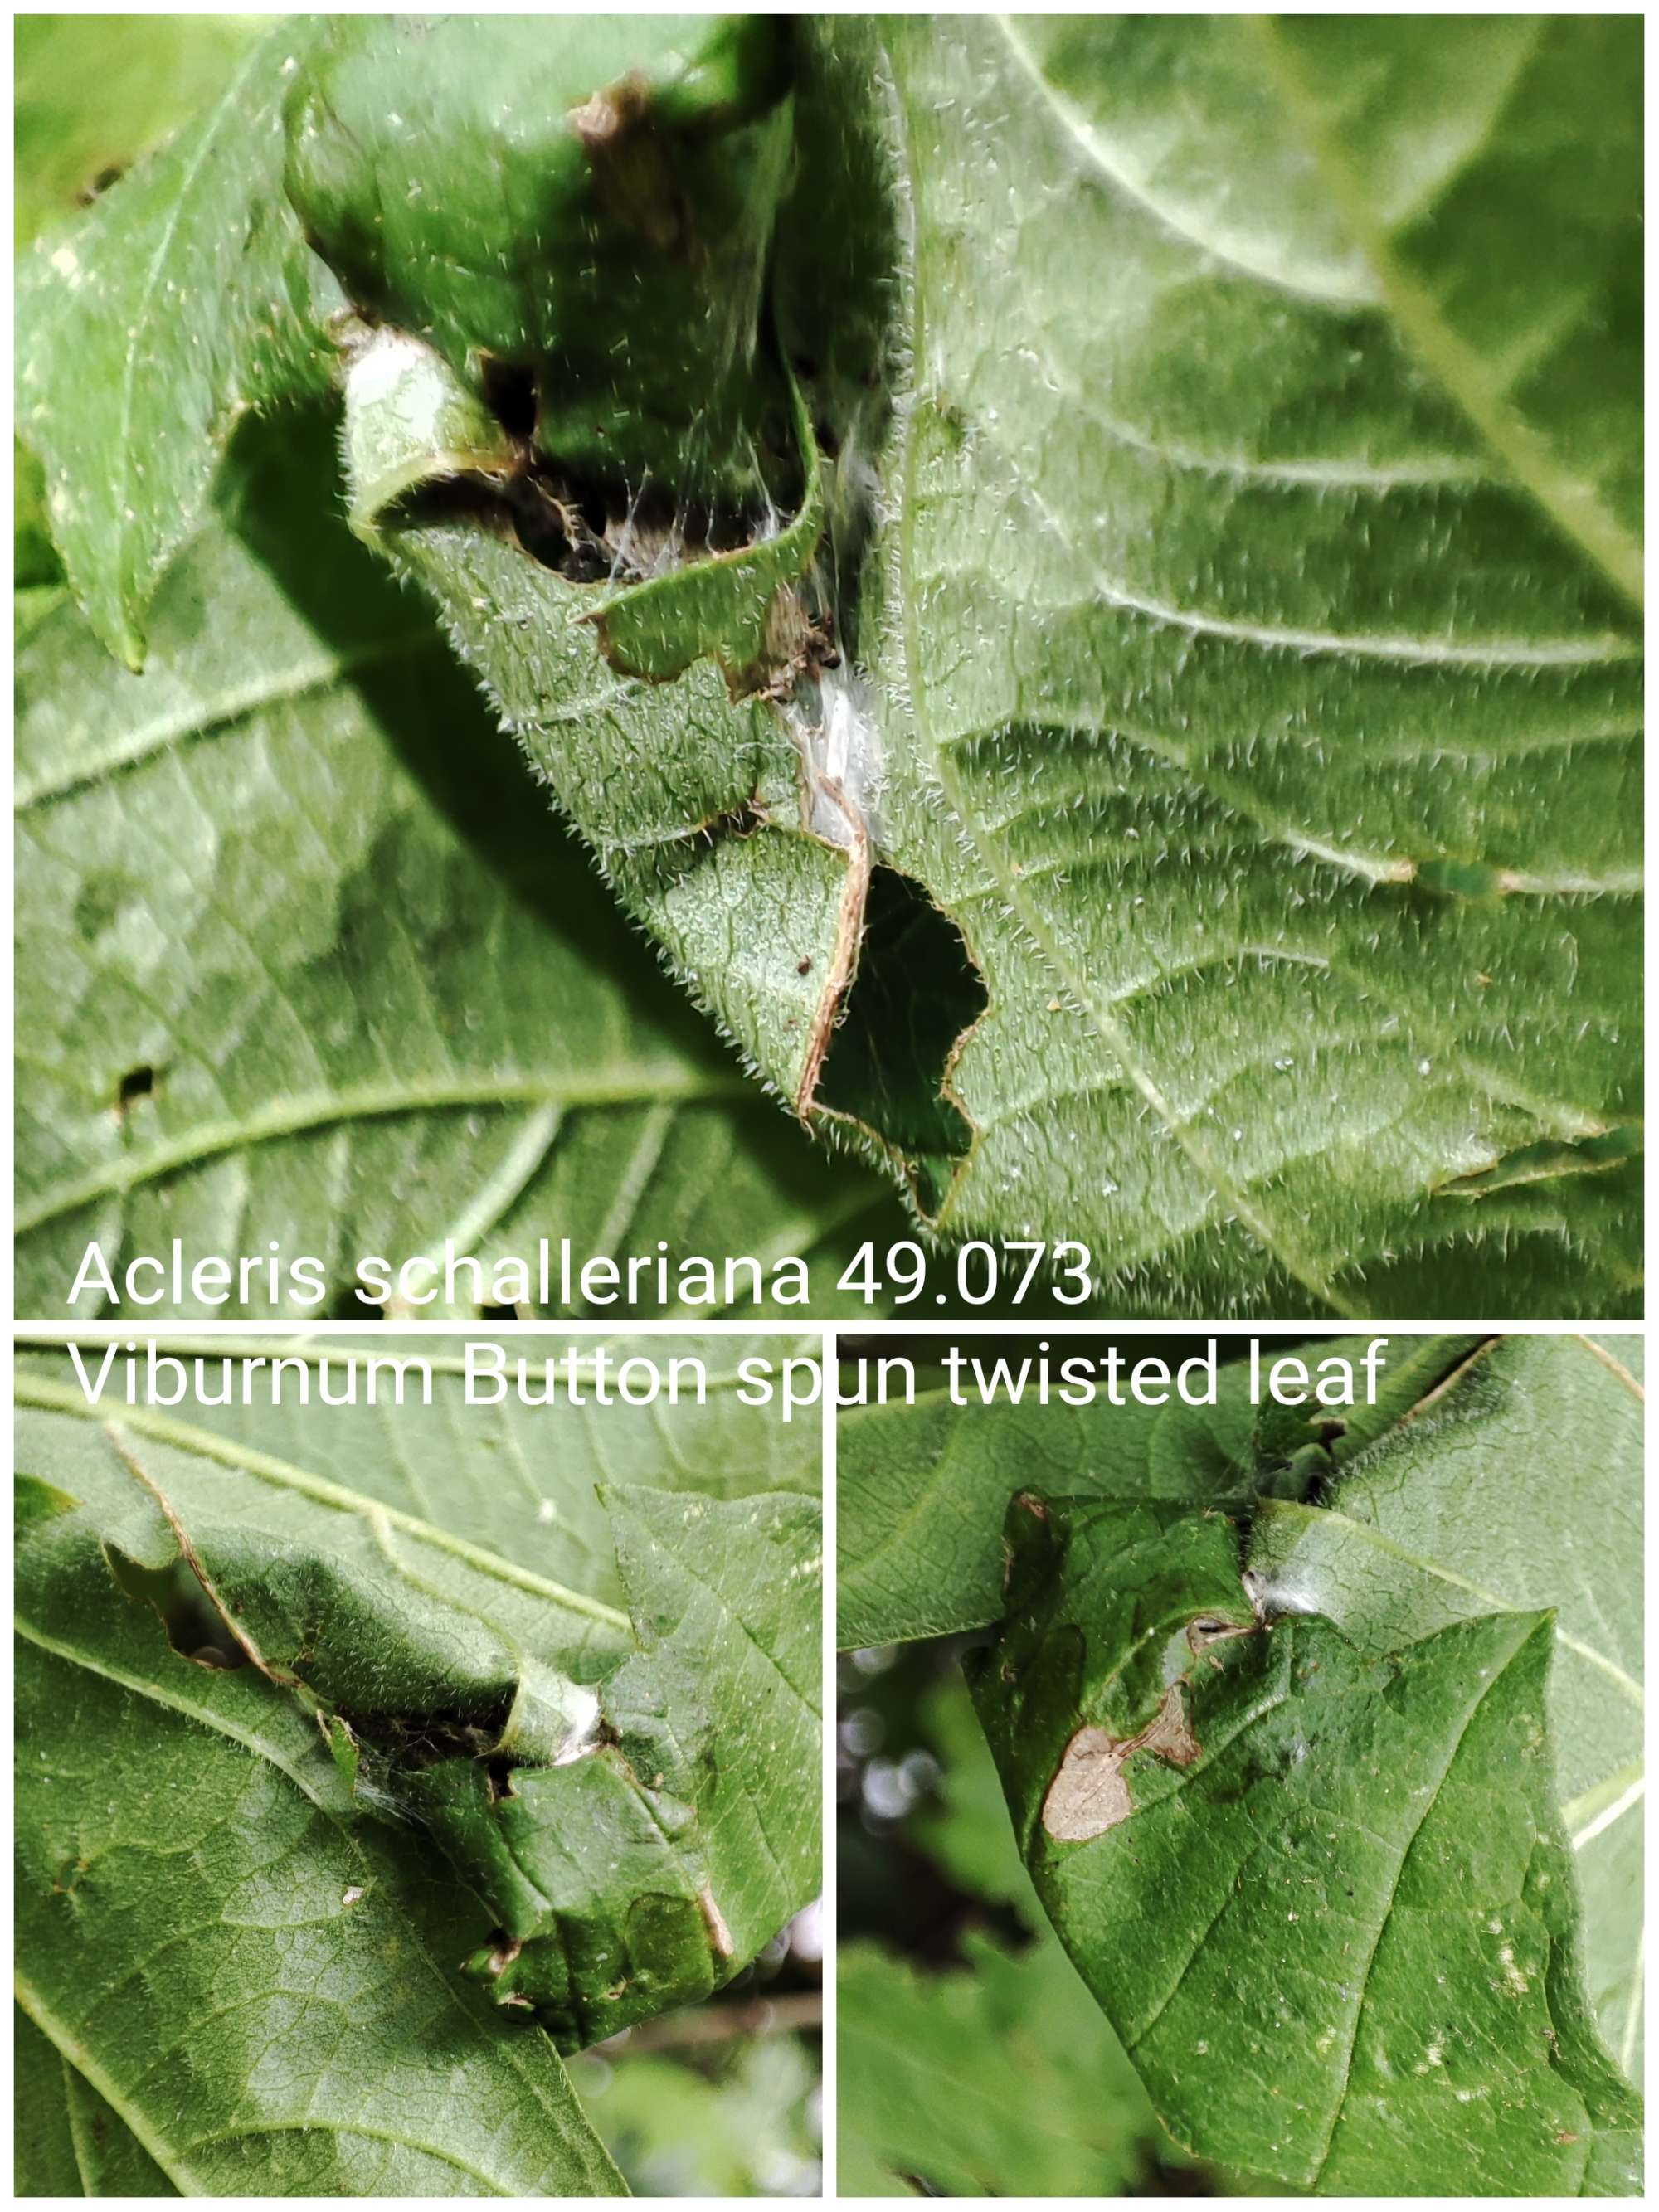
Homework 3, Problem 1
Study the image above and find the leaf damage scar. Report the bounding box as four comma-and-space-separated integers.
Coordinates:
1041, 1688, 1197, 1843
1041, 1616, 1257, 1844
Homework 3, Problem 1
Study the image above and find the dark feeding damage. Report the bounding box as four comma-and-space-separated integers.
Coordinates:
296, 13, 991, 1223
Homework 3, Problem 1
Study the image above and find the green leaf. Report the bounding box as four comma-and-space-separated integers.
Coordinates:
15, 2002, 173, 2195
1253, 16, 1642, 604
14, 14, 271, 249
968, 1493, 1642, 2192
341, 338, 854, 1129
16, 1367, 821, 2188
285, 13, 795, 504
17, 1328, 820, 1615
14, 26, 336, 668
15, 1468, 625, 2194
837, 14, 1642, 1315
433, 1480, 823, 2048
17, 16, 1642, 1315
836, 1334, 1414, 1648
839, 1668, 1198, 2195
1247, 1334, 1645, 2072
318, 16, 1639, 1315
15, 411, 898, 1317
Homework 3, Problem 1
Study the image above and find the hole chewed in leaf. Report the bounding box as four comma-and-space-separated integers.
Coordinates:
1435, 1122, 1642, 1199
475, 352, 538, 440
105, 1544, 248, 1671
815, 866, 987, 1216
114, 1062, 157, 1120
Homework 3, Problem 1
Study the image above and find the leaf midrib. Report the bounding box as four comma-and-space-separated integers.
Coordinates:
15, 1980, 205, 2196
1248, 13, 1643, 615
1307, 1613, 1555, 2187
15, 621, 436, 810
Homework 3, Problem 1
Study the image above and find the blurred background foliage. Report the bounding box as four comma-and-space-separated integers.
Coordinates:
839, 1644, 1245, 2196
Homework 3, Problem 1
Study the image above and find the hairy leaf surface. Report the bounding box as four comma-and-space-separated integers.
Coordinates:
304, 17, 1643, 1315
841, 14, 1641, 1314
16, 17, 1642, 1315
969, 1495, 1642, 2192
15, 1371, 820, 2187
14, 415, 897, 1317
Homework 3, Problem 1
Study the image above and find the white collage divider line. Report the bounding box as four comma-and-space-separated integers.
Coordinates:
18, 1315, 1642, 1335
819, 1322, 839, 2205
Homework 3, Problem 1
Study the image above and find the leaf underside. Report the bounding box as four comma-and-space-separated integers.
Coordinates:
14, 15, 1643, 1319
14, 1364, 821, 2194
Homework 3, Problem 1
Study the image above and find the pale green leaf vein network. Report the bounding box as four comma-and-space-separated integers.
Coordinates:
14, 1372, 630, 1630
967, 456, 1629, 668
1118, 1699, 1292, 2051
975, 705, 1640, 901
1246, 13, 1642, 611
1262, 1497, 1642, 1708
14, 1071, 747, 1237
839, 1411, 982, 1631
16, 1650, 611, 2195
1310, 1629, 1520, 2184
993, 12, 1372, 307
1565, 1763, 1645, 1850
12, 625, 429, 809
1574, 1331, 1644, 1403
399, 1101, 566, 1286
888, 74, 1345, 1311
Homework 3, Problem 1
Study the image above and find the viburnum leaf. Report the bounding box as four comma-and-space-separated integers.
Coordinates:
15, 17, 1642, 1315
16, 1328, 822, 1613
1246, 1333, 1645, 2072
826, 14, 1642, 1315
14, 413, 898, 1318
836, 1359, 1258, 1648
13, 23, 334, 667
14, 13, 271, 250
968, 1491, 1642, 2194
834, 1333, 1466, 1647
314, 16, 1642, 1316
15, 1364, 820, 2187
